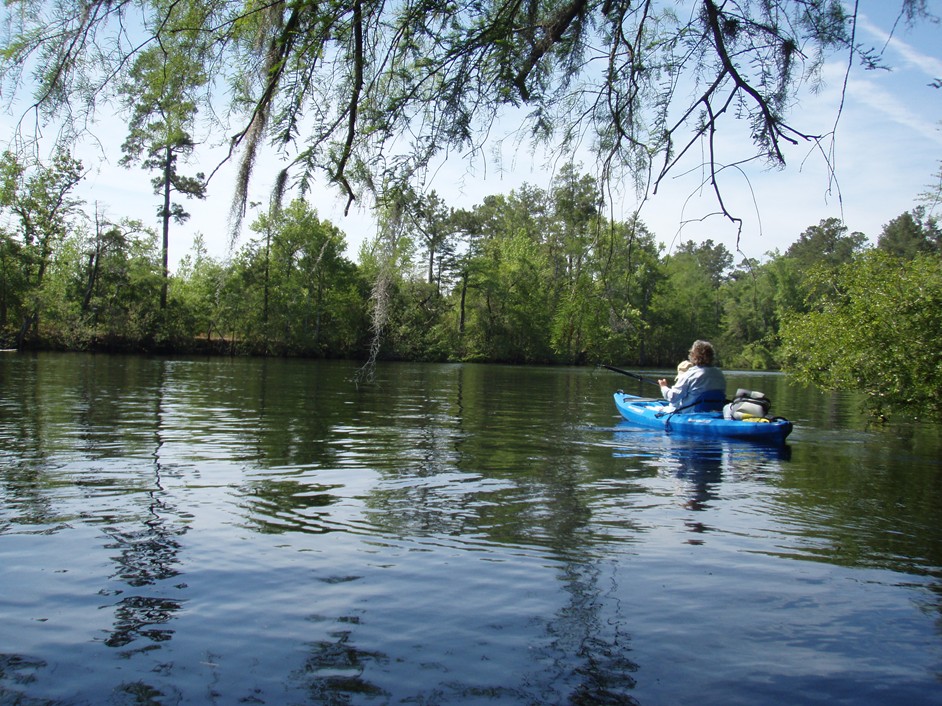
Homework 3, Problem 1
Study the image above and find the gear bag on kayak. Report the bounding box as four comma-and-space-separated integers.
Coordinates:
724, 388, 772, 420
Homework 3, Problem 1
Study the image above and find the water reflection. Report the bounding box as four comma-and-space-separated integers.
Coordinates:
0, 654, 48, 704
610, 421, 794, 545
238, 478, 341, 534
544, 561, 640, 705
279, 366, 646, 703
3, 356, 942, 705
295, 628, 389, 702
762, 424, 942, 577
99, 360, 187, 653
612, 420, 789, 473
0, 356, 61, 530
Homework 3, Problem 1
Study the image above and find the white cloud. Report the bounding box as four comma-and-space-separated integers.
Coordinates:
856, 13, 942, 79
845, 76, 942, 145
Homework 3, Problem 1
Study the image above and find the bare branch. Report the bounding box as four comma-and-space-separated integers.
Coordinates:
333, 0, 364, 215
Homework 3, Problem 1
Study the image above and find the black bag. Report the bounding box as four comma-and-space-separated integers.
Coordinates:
723, 388, 772, 420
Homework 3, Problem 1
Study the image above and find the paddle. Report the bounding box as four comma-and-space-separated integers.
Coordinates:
600, 364, 662, 387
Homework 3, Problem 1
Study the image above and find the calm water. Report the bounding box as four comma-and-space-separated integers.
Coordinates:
1, 353, 941, 705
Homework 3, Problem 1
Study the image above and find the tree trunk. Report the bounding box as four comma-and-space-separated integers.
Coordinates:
458, 271, 467, 336
83, 209, 104, 313
82, 251, 99, 313
160, 146, 172, 310
262, 223, 271, 325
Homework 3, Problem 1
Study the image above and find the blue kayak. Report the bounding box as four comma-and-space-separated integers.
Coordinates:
613, 393, 793, 443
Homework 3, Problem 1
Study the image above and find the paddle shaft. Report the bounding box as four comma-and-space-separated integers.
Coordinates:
601, 364, 662, 387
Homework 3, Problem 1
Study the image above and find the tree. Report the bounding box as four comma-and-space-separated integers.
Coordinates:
3, 1, 934, 362
77, 208, 135, 311
244, 198, 363, 355
582, 215, 660, 365
546, 165, 603, 362
786, 216, 869, 268
174, 234, 231, 346
785, 217, 867, 269
0, 227, 27, 341
780, 250, 942, 420
647, 249, 720, 365
449, 189, 555, 362
118, 40, 208, 310
676, 240, 733, 287
877, 207, 941, 258
402, 190, 454, 291
1, 1, 930, 235
60, 213, 162, 347
718, 258, 779, 368
0, 149, 85, 344
919, 132, 942, 212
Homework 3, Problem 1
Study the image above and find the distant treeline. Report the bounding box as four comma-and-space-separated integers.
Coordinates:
2, 156, 941, 416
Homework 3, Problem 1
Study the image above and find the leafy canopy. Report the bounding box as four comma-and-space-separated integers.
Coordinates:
780, 250, 942, 420
1, 0, 929, 226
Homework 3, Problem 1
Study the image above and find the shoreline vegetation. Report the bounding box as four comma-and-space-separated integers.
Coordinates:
1, 3, 940, 420
2, 161, 940, 420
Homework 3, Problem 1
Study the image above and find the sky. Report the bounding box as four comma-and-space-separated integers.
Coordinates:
7, 2, 942, 271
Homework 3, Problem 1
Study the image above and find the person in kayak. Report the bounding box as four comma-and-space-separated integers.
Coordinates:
657, 340, 726, 412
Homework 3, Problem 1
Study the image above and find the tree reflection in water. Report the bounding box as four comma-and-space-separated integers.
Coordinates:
259, 362, 647, 703
101, 361, 187, 653
237, 478, 341, 535
548, 561, 640, 706
295, 628, 389, 703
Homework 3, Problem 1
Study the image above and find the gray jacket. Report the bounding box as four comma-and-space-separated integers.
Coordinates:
661, 365, 726, 411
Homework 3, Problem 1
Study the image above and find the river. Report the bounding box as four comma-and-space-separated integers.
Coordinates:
1, 353, 940, 705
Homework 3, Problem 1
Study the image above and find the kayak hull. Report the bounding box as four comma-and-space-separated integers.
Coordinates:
613, 393, 793, 442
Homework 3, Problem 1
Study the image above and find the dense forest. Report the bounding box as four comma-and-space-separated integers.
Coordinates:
2, 151, 941, 418
1, 1, 940, 418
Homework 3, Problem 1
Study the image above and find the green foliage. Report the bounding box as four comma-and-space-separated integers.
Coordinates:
877, 207, 941, 258
39, 216, 163, 349
231, 198, 367, 356
173, 234, 228, 342
545, 167, 600, 362
460, 225, 554, 363
1, 0, 920, 231
780, 251, 942, 420
119, 38, 209, 309
785, 217, 867, 270
3, 145, 942, 428
0, 149, 85, 344
0, 229, 27, 342
675, 239, 733, 286
647, 247, 723, 364
718, 262, 779, 368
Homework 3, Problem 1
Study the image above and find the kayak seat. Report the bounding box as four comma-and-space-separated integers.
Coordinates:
688, 391, 727, 413
655, 390, 728, 417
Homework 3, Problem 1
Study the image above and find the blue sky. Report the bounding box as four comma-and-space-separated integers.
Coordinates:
19, 2, 942, 270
